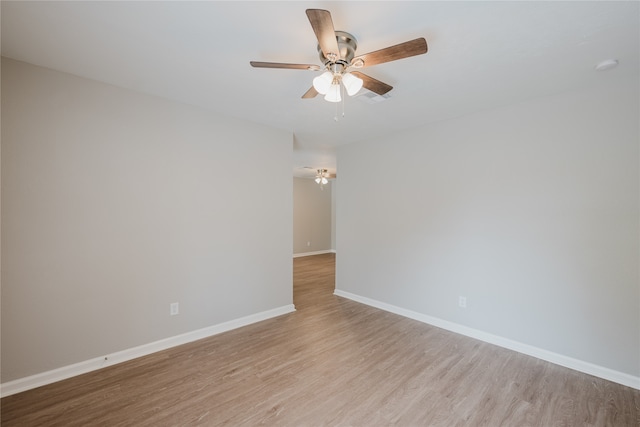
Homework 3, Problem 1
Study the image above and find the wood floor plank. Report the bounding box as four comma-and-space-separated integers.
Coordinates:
2, 253, 639, 426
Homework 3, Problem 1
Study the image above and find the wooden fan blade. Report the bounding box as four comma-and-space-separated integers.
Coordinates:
302, 86, 319, 99
306, 9, 340, 60
250, 61, 321, 71
353, 38, 428, 68
351, 71, 393, 95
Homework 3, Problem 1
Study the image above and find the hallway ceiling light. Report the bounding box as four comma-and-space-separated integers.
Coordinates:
315, 169, 329, 186
595, 59, 619, 71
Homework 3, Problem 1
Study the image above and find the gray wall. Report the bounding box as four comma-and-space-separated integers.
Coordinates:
336, 76, 639, 377
1, 58, 293, 382
293, 177, 332, 254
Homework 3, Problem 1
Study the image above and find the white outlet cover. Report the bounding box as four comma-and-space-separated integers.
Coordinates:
170, 302, 179, 315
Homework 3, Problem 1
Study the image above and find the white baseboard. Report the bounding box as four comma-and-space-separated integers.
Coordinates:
333, 289, 640, 390
293, 249, 336, 258
0, 304, 296, 398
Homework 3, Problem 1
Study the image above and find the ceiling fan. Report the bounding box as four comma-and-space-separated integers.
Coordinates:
250, 9, 428, 103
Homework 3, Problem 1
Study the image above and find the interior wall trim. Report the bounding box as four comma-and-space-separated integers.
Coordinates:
0, 304, 296, 398
293, 249, 336, 258
333, 289, 639, 391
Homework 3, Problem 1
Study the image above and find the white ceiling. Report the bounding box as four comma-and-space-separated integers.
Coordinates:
2, 1, 638, 178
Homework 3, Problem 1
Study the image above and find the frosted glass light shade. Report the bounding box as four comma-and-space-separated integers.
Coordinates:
342, 72, 363, 96
324, 84, 342, 103
312, 71, 333, 95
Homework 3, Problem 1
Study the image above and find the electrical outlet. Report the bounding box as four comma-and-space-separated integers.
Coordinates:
307, 241, 311, 246
170, 302, 179, 316
458, 296, 467, 308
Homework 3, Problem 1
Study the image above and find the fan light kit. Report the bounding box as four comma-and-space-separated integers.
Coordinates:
251, 9, 428, 105
312, 68, 363, 102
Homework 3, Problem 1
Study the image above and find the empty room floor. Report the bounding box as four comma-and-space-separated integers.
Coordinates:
2, 253, 639, 426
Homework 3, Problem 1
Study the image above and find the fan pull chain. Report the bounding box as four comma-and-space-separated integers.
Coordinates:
333, 84, 346, 122
342, 84, 346, 118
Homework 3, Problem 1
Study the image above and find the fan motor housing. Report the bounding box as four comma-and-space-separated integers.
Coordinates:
318, 31, 358, 66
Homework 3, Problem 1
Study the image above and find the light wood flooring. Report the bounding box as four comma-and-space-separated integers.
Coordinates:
2, 253, 639, 426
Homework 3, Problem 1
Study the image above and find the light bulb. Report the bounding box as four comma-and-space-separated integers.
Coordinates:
315, 177, 321, 184
312, 71, 333, 95
321, 177, 328, 185
324, 84, 342, 103
342, 72, 363, 96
